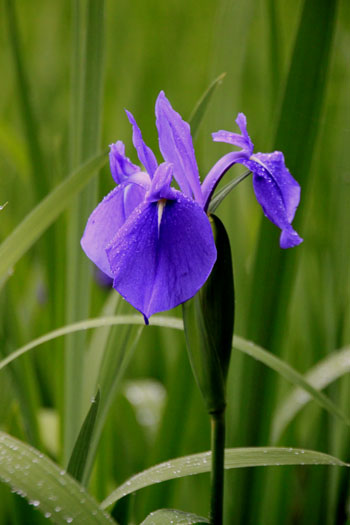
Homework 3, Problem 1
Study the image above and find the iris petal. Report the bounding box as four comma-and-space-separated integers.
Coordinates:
106, 192, 217, 321
125, 110, 158, 177
249, 166, 303, 249
155, 91, 203, 204
212, 113, 254, 156
251, 152, 300, 223
81, 183, 146, 277
109, 141, 140, 184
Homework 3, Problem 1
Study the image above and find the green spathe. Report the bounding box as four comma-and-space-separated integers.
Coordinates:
182, 214, 234, 413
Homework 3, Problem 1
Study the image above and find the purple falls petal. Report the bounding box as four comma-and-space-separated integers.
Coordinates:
125, 110, 158, 177
155, 91, 203, 205
242, 157, 303, 249
109, 141, 140, 184
81, 183, 146, 277
251, 151, 301, 223
106, 192, 217, 321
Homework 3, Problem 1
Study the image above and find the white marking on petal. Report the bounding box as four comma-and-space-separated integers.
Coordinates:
157, 199, 167, 236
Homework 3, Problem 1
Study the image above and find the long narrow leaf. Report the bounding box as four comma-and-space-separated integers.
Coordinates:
0, 150, 108, 280
141, 509, 209, 524
2, 316, 348, 433
67, 390, 100, 483
188, 73, 226, 140
101, 447, 349, 509
0, 431, 115, 524
233, 338, 350, 429
271, 347, 350, 443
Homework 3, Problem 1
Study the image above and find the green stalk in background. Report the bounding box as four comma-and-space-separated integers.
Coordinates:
64, 0, 105, 462
238, 1, 340, 523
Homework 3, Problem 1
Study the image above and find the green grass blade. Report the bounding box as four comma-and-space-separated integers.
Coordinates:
64, 0, 106, 461
140, 509, 209, 524
188, 73, 226, 141
0, 150, 108, 280
82, 325, 143, 485
271, 346, 350, 443
67, 390, 100, 484
4, 0, 47, 199
233, 337, 350, 429
247, 0, 340, 347
101, 447, 349, 509
0, 431, 115, 524
2, 316, 348, 430
208, 170, 251, 214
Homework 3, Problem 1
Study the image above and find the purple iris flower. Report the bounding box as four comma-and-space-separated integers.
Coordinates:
202, 113, 303, 249
81, 92, 216, 323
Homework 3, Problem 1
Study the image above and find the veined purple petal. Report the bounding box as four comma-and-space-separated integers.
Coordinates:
109, 141, 140, 184
125, 110, 158, 177
201, 151, 246, 211
81, 183, 146, 277
155, 91, 203, 205
106, 192, 217, 321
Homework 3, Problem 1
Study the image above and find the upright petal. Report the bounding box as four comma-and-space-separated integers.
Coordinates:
109, 141, 140, 184
106, 192, 217, 321
81, 183, 146, 277
147, 162, 174, 202
155, 91, 203, 205
125, 110, 158, 177
212, 113, 254, 156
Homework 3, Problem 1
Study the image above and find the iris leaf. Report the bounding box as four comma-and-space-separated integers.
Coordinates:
1, 316, 349, 432
0, 431, 115, 524
271, 346, 350, 443
0, 150, 108, 281
208, 170, 251, 214
140, 509, 209, 524
188, 73, 226, 141
67, 389, 100, 484
101, 447, 349, 509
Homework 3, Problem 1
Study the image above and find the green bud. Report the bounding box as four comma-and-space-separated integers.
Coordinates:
182, 214, 235, 414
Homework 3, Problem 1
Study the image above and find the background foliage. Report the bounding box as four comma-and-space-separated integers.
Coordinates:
0, 0, 349, 523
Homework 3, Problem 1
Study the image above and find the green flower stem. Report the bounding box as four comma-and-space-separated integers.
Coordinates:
210, 408, 226, 525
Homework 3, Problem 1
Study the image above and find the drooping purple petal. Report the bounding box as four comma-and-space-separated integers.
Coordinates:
109, 141, 140, 184
125, 110, 158, 177
155, 91, 203, 205
241, 156, 303, 249
212, 113, 254, 156
250, 152, 300, 223
106, 192, 217, 321
81, 183, 146, 277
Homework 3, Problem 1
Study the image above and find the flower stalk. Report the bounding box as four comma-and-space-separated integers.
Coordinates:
210, 409, 226, 525
183, 214, 234, 524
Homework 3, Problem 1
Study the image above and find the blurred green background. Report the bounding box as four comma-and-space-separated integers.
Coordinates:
0, 0, 349, 523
